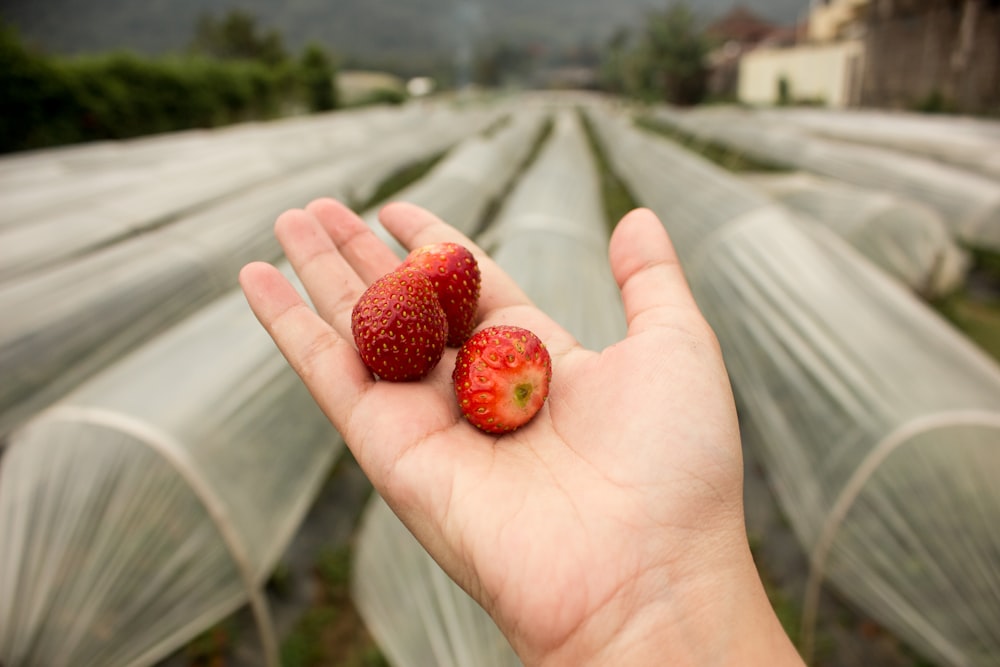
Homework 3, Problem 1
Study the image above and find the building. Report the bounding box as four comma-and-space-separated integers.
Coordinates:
737, 0, 866, 107
861, 0, 1000, 113
736, 0, 1000, 112
704, 5, 790, 100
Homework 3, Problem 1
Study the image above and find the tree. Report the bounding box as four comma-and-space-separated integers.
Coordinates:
0, 24, 83, 152
189, 10, 287, 66
299, 44, 338, 112
603, 2, 710, 106
473, 41, 534, 87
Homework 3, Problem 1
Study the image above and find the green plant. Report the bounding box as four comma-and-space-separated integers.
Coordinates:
931, 250, 1000, 363
315, 545, 354, 595
281, 607, 338, 667
299, 44, 338, 112
777, 76, 791, 106
635, 116, 787, 172
578, 108, 640, 231
913, 90, 955, 115
356, 152, 447, 211
360, 646, 392, 666
0, 25, 85, 152
189, 9, 288, 66
358, 87, 408, 107
266, 560, 295, 598
0, 22, 323, 153
601, 2, 710, 105
184, 619, 238, 665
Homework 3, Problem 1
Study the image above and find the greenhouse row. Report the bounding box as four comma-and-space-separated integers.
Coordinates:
759, 106, 1000, 181
1, 93, 999, 667
0, 97, 506, 666
649, 105, 1000, 254
586, 101, 1000, 666
0, 100, 502, 438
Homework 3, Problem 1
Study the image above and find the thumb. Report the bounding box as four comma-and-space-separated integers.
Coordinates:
608, 208, 706, 338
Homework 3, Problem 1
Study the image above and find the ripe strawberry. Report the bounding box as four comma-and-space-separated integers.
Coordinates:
351, 268, 448, 382
453, 325, 551, 434
403, 242, 481, 347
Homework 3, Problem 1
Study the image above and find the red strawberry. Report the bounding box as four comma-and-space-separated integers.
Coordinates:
351, 268, 448, 382
452, 325, 551, 434
403, 242, 481, 347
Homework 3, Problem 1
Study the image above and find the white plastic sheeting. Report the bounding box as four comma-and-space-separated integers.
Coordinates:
761, 107, 1000, 181
0, 103, 499, 438
0, 103, 489, 282
484, 109, 626, 351
0, 104, 434, 230
352, 496, 522, 667
350, 106, 552, 667
649, 106, 1000, 254
0, 264, 342, 667
586, 103, 1000, 666
744, 171, 968, 297
351, 109, 627, 666
363, 105, 550, 257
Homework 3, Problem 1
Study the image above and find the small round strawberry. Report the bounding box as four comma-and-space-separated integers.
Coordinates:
453, 325, 552, 434
403, 242, 481, 347
351, 268, 448, 382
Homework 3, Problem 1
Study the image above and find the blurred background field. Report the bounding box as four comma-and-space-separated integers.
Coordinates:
1, 1, 999, 666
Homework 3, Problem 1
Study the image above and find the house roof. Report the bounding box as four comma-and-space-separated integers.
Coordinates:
706, 4, 781, 43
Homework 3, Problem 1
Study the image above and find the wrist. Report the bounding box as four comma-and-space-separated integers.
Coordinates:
529, 533, 803, 667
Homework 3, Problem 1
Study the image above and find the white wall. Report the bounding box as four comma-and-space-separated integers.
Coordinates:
738, 41, 864, 108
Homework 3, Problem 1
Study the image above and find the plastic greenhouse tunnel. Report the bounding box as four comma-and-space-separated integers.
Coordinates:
0, 264, 343, 667
759, 106, 1000, 181
0, 102, 473, 283
352, 495, 522, 667
481, 109, 627, 352
585, 102, 1000, 666
742, 171, 967, 298
351, 108, 627, 666
648, 106, 1000, 254
363, 104, 551, 257
0, 102, 499, 438
0, 99, 508, 666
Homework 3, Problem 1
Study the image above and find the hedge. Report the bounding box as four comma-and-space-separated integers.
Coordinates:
0, 26, 335, 154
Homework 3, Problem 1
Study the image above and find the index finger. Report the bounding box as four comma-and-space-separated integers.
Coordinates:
238, 261, 372, 424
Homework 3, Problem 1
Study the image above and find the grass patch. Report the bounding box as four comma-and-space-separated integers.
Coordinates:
184, 619, 240, 666
937, 295, 1000, 361
280, 544, 388, 667
282, 607, 339, 667
746, 534, 802, 643
577, 108, 641, 234
479, 112, 512, 139
355, 152, 448, 212
474, 113, 555, 239
933, 249, 1000, 363
634, 115, 788, 173
520, 115, 555, 169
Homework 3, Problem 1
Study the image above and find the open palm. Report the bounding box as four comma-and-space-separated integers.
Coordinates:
240, 199, 799, 666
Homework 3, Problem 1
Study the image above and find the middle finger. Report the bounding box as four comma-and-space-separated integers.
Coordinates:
306, 197, 402, 283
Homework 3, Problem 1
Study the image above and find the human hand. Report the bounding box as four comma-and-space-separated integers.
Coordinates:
240, 198, 803, 666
